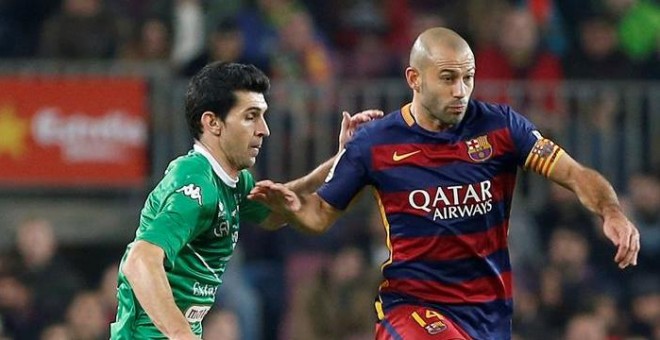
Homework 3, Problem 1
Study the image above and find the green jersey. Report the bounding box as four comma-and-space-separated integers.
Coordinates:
110, 144, 270, 339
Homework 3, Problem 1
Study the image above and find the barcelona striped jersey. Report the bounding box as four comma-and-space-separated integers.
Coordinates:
318, 100, 564, 339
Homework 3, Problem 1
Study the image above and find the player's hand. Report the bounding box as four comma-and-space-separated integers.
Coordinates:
248, 180, 302, 214
338, 109, 384, 151
602, 211, 640, 269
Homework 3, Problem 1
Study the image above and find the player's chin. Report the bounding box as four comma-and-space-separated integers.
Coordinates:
244, 158, 257, 168
235, 155, 256, 170
442, 113, 464, 126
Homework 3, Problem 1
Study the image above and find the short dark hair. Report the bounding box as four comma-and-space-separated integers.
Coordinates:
185, 62, 270, 139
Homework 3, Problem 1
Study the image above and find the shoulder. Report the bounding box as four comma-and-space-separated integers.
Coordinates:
161, 153, 216, 194
471, 99, 508, 114
353, 108, 406, 142
466, 100, 535, 134
469, 100, 513, 122
166, 152, 210, 176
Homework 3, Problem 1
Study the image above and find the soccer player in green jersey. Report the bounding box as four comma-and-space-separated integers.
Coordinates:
110, 62, 382, 339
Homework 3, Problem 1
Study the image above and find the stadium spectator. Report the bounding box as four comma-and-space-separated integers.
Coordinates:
288, 245, 379, 340
542, 228, 603, 324
511, 287, 549, 339
591, 294, 626, 337
270, 10, 334, 84
14, 218, 84, 328
96, 263, 119, 326
604, 0, 660, 63
120, 17, 171, 62
564, 15, 639, 80
534, 183, 599, 250
202, 307, 241, 340
169, 0, 205, 70
0, 271, 41, 339
234, 0, 301, 75
341, 30, 400, 79
40, 323, 73, 340
182, 18, 268, 78
64, 290, 107, 339
0, 0, 59, 57
563, 313, 608, 340
475, 7, 565, 133
627, 274, 660, 338
38, 0, 126, 59
624, 171, 660, 274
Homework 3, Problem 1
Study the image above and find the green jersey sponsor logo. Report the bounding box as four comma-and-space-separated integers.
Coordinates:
176, 184, 202, 205
184, 305, 211, 323
192, 282, 218, 297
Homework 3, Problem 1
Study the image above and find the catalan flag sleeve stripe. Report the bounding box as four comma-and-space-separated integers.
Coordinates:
524, 138, 564, 177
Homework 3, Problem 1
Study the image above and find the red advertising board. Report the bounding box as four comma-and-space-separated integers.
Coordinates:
0, 77, 148, 187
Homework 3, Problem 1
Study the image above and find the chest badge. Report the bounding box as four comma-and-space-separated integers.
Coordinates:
465, 135, 493, 162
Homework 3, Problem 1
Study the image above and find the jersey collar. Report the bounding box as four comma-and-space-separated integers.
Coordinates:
401, 103, 416, 126
193, 143, 239, 188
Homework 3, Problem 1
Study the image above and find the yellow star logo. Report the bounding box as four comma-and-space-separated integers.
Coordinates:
0, 105, 29, 158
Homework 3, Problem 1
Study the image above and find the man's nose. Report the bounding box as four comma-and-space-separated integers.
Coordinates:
257, 118, 270, 137
452, 81, 467, 98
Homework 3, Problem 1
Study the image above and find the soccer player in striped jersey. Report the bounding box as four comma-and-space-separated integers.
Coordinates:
110, 62, 382, 339
248, 28, 641, 339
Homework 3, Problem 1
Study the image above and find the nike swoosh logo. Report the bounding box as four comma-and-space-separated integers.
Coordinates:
392, 150, 421, 162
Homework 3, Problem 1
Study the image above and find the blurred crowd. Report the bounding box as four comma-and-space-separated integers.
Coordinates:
0, 0, 658, 82
0, 0, 659, 339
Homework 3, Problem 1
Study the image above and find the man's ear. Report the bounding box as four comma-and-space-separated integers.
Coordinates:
405, 67, 421, 92
201, 111, 222, 136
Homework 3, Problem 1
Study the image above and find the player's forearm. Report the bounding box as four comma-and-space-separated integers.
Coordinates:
284, 157, 335, 195
569, 166, 622, 218
123, 244, 197, 339
285, 193, 338, 234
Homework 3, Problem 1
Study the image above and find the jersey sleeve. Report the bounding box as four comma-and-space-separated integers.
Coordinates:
504, 106, 565, 177
317, 128, 371, 210
237, 170, 271, 224
137, 170, 217, 269
503, 106, 541, 166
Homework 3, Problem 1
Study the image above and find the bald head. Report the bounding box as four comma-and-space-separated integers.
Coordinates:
410, 27, 472, 69
405, 27, 475, 132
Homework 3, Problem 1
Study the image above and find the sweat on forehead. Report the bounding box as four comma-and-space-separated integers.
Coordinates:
409, 27, 472, 68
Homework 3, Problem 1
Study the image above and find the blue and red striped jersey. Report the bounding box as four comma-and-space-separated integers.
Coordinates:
318, 100, 543, 339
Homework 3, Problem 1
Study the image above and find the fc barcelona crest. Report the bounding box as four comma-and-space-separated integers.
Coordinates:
465, 135, 493, 162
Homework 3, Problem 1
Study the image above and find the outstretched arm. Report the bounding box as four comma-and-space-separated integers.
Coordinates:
260, 109, 381, 229
249, 180, 342, 234
547, 151, 640, 269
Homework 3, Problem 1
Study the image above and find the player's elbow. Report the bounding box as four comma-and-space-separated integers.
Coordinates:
122, 241, 165, 283
122, 257, 141, 286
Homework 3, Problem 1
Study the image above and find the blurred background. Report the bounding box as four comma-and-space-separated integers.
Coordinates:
0, 0, 658, 339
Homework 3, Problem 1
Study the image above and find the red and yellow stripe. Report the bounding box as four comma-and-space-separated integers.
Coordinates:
373, 189, 392, 321
524, 138, 564, 177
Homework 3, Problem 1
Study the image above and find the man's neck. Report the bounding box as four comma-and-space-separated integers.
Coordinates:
410, 103, 454, 132
194, 140, 239, 181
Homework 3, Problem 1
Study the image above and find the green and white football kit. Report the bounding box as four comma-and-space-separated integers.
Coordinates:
110, 144, 269, 339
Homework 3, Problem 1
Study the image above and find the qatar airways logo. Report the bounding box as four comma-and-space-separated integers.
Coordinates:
408, 180, 493, 220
